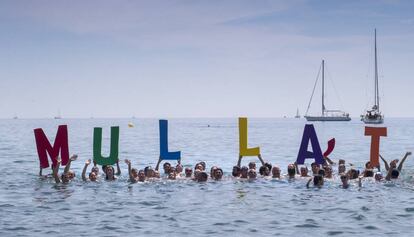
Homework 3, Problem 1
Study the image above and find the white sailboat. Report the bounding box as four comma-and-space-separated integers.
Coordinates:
361, 29, 384, 124
304, 60, 351, 122
295, 108, 300, 118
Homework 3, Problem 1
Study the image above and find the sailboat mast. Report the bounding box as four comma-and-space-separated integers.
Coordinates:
374, 29, 379, 111
322, 60, 325, 116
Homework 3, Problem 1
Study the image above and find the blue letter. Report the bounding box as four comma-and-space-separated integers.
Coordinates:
296, 124, 324, 165
159, 120, 181, 160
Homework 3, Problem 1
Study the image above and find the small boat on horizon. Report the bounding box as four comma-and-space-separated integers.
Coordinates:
295, 108, 301, 118
361, 29, 384, 124
304, 60, 351, 122
54, 110, 62, 119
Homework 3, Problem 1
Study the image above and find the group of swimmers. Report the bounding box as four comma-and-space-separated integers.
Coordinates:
40, 151, 412, 189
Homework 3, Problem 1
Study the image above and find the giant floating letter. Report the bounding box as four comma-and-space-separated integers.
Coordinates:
365, 126, 387, 167
93, 126, 119, 166
34, 125, 69, 168
159, 120, 181, 160
239, 117, 260, 156
296, 124, 325, 165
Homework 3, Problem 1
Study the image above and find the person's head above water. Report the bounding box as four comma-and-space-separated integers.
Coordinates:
175, 164, 183, 174
232, 166, 241, 177
287, 164, 296, 178
185, 167, 192, 178
364, 169, 374, 177
105, 166, 115, 180
338, 159, 345, 165
300, 167, 308, 177
214, 168, 223, 180
259, 165, 270, 176
248, 162, 256, 170
163, 162, 171, 174
248, 169, 257, 179
313, 175, 324, 187
240, 166, 249, 178
311, 162, 320, 174
138, 170, 146, 182
196, 171, 208, 182
264, 162, 272, 172
89, 172, 97, 182
272, 166, 281, 178
338, 164, 346, 174
375, 172, 383, 181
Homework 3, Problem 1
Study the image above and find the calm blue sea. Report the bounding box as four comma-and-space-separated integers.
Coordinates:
0, 118, 414, 236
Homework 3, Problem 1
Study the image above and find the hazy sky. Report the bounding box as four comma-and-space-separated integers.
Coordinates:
1, 0, 413, 118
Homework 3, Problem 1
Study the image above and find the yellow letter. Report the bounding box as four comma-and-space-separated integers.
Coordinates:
239, 117, 260, 156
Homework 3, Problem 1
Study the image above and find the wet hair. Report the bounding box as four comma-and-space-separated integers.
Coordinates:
318, 169, 325, 177
144, 166, 151, 176
259, 166, 269, 176
365, 161, 371, 169
391, 169, 400, 179
364, 169, 374, 177
232, 166, 241, 177
348, 169, 359, 179
313, 175, 323, 186
264, 162, 272, 171
338, 159, 345, 165
210, 166, 218, 177
287, 165, 296, 177
105, 166, 115, 180
199, 162, 206, 170
197, 172, 208, 182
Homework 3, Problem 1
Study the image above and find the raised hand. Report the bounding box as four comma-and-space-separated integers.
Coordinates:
125, 159, 131, 165
70, 154, 78, 161
85, 159, 91, 165
56, 156, 62, 163
407, 152, 412, 156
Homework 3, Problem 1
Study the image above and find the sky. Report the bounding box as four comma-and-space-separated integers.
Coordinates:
0, 0, 413, 118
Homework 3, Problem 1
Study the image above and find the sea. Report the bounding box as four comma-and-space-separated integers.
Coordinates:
0, 118, 413, 236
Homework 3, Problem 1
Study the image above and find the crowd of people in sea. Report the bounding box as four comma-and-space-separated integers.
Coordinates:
39, 151, 412, 189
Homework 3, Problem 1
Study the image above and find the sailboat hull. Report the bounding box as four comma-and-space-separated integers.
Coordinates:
304, 116, 351, 122
361, 116, 383, 124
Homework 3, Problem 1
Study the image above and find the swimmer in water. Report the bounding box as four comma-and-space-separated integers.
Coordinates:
248, 162, 256, 170
272, 166, 281, 179
287, 164, 296, 179
338, 164, 346, 174
163, 162, 172, 174
311, 162, 320, 175
259, 165, 270, 176
125, 159, 145, 182
248, 169, 257, 180
213, 168, 224, 181
375, 172, 383, 181
52, 155, 78, 184
196, 171, 208, 182
210, 166, 218, 178
104, 165, 117, 181
232, 166, 241, 177
175, 164, 183, 176
82, 159, 97, 182
380, 152, 411, 180
306, 174, 324, 188
184, 167, 193, 178
240, 166, 249, 179
340, 174, 349, 189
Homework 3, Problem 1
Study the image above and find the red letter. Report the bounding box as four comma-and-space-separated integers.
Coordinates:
365, 127, 387, 167
34, 125, 69, 168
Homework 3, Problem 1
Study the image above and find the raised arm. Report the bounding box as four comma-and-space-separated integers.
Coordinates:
125, 159, 134, 181
385, 167, 393, 181
380, 154, 390, 171
397, 152, 411, 172
324, 156, 335, 165
237, 155, 243, 167
358, 176, 362, 188
306, 178, 312, 188
53, 158, 61, 183
294, 162, 300, 175
64, 154, 78, 173
39, 167, 43, 176
155, 157, 162, 171
257, 154, 265, 166
115, 158, 121, 175
82, 159, 91, 181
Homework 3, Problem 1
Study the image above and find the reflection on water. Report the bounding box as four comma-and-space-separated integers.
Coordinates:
0, 118, 414, 236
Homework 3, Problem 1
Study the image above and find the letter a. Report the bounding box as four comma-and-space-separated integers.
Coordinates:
296, 124, 324, 165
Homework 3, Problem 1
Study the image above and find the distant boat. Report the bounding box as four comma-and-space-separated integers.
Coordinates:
54, 110, 62, 119
361, 29, 384, 124
304, 60, 351, 122
295, 108, 301, 118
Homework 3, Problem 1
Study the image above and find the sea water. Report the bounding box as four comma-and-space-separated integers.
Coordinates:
0, 118, 413, 236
